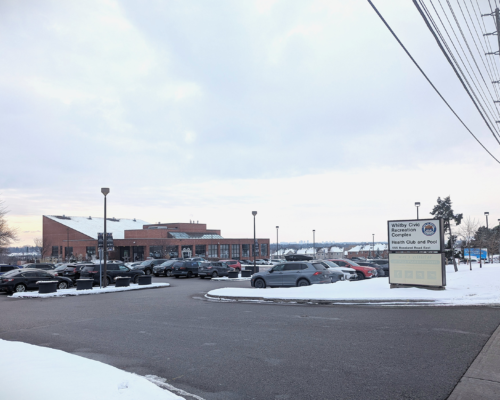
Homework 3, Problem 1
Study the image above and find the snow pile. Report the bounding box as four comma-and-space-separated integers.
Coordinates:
9, 283, 169, 298
212, 273, 251, 282
207, 264, 500, 305
0, 339, 183, 399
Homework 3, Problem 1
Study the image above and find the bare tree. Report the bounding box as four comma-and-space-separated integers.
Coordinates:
458, 217, 479, 270
0, 199, 18, 255
34, 237, 51, 261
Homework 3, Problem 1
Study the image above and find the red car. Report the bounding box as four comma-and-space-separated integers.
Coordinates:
328, 259, 377, 280
219, 260, 242, 271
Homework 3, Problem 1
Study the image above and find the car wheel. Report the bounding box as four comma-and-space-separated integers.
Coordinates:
166, 270, 172, 277
356, 272, 365, 280
14, 283, 27, 293
212, 271, 218, 278
297, 279, 310, 287
58, 281, 68, 290
145, 269, 151, 275
104, 277, 111, 286
187, 271, 193, 278
254, 278, 266, 288
134, 275, 140, 284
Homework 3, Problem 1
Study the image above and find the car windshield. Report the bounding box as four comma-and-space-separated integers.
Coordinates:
140, 260, 153, 266
322, 260, 340, 268
55, 265, 68, 271
2, 269, 21, 277
348, 261, 360, 267
161, 260, 175, 266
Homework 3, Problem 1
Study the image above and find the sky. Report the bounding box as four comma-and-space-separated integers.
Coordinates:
1, 0, 499, 246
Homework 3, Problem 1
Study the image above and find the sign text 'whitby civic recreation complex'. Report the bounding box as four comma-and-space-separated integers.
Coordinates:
387, 219, 444, 252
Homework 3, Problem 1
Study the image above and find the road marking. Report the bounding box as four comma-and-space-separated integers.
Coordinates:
145, 375, 206, 400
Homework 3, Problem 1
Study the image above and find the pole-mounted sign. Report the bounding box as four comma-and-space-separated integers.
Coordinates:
106, 233, 114, 251
387, 218, 446, 288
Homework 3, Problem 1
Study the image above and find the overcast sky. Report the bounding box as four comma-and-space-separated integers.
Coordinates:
2, 0, 499, 246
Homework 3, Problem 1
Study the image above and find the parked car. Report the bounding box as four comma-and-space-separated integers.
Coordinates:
198, 262, 233, 278
59, 263, 95, 282
350, 257, 367, 262
153, 260, 177, 277
133, 259, 169, 275
0, 268, 73, 293
367, 259, 389, 276
356, 262, 386, 277
22, 263, 56, 271
314, 260, 357, 281
185, 257, 206, 262
250, 262, 332, 288
219, 260, 242, 271
328, 259, 377, 280
172, 260, 201, 278
125, 262, 142, 269
80, 264, 145, 286
284, 254, 313, 261
0, 265, 20, 276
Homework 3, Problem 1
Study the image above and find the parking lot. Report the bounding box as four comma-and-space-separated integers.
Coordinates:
1, 275, 500, 400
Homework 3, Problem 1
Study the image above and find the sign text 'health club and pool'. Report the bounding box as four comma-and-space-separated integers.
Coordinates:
388, 219, 442, 252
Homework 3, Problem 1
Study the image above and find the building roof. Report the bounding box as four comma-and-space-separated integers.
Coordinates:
44, 215, 150, 240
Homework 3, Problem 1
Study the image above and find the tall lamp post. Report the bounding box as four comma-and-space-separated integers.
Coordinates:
252, 211, 257, 274
485, 212, 489, 229
372, 234, 375, 258
276, 226, 279, 260
101, 188, 110, 287
313, 230, 315, 259
415, 202, 420, 219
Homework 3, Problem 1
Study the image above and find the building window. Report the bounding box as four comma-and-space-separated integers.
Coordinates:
52, 246, 59, 257
232, 244, 240, 259
261, 244, 268, 257
195, 245, 206, 257
165, 246, 178, 258
181, 246, 193, 258
208, 245, 218, 258
65, 247, 73, 259
220, 244, 229, 258
86, 246, 96, 257
242, 244, 250, 258
252, 243, 260, 257
150, 245, 162, 258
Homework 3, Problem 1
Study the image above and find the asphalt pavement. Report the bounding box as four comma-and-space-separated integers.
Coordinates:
1, 276, 499, 400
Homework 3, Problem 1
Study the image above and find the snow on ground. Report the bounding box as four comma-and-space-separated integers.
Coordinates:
9, 283, 170, 298
0, 339, 183, 400
207, 264, 500, 305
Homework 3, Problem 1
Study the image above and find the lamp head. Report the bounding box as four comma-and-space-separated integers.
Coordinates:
485, 212, 489, 216
252, 211, 257, 216
415, 202, 420, 207
101, 188, 110, 196
276, 226, 279, 229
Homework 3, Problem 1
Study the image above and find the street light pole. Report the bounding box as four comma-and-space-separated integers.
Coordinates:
101, 188, 110, 287
276, 226, 279, 260
485, 212, 489, 229
415, 202, 420, 219
372, 234, 375, 258
252, 211, 257, 274
313, 230, 315, 260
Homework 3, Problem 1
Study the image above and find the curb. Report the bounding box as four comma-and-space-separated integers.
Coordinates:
9, 284, 170, 299
204, 293, 435, 305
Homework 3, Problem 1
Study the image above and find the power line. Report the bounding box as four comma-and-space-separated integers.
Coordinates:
366, 0, 500, 164
415, 0, 500, 146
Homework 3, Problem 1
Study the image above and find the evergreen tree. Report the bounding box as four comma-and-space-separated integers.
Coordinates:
430, 196, 463, 272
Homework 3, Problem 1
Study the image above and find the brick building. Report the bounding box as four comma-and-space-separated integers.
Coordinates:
43, 215, 270, 262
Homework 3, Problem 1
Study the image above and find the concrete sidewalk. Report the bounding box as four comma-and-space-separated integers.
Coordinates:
448, 322, 500, 399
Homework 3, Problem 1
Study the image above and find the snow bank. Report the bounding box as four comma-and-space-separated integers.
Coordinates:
207, 264, 500, 305
0, 339, 183, 399
9, 283, 170, 298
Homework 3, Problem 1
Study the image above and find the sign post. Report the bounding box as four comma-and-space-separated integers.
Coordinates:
98, 233, 104, 289
387, 218, 445, 289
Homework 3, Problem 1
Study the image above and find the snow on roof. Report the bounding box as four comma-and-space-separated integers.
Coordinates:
45, 215, 150, 240
329, 246, 344, 252
297, 247, 316, 255
347, 245, 362, 253
348, 244, 387, 253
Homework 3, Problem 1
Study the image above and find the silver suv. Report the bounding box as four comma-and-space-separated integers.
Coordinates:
250, 262, 333, 288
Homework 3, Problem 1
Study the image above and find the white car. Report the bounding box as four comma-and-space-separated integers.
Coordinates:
318, 260, 357, 280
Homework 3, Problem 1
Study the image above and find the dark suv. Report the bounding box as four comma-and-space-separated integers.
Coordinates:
22, 263, 56, 271
172, 261, 201, 278
153, 260, 177, 277
198, 262, 232, 278
134, 259, 169, 275
0, 265, 19, 275
80, 264, 145, 286
59, 263, 95, 282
